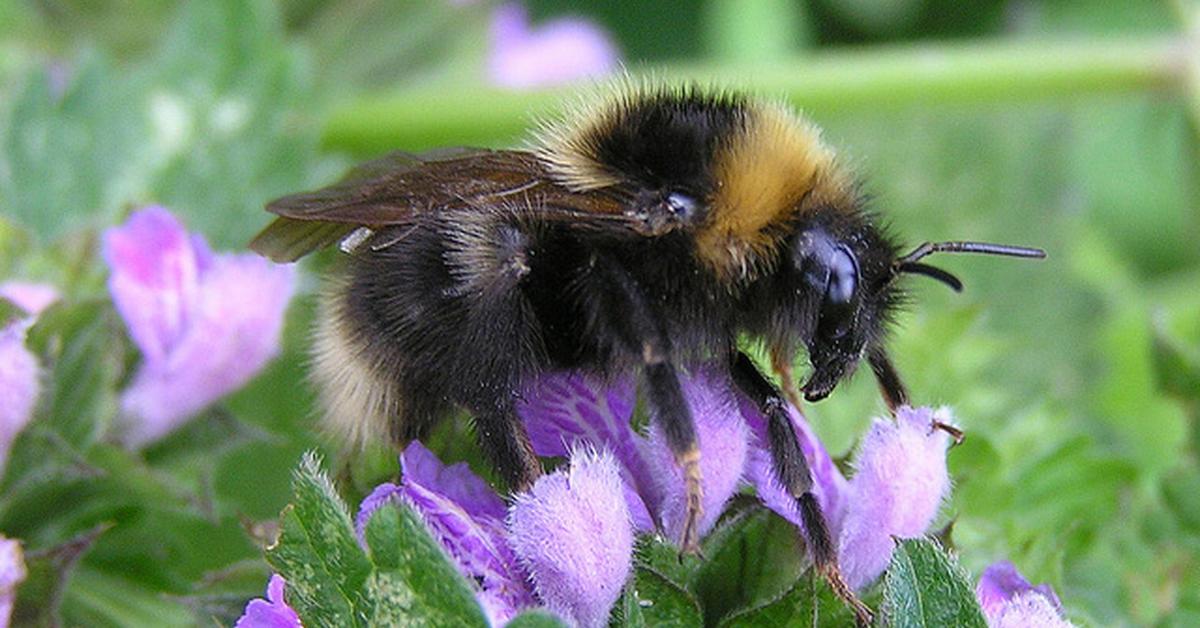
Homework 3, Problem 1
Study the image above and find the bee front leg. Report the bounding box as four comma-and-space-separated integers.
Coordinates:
867, 345, 908, 415
730, 352, 873, 627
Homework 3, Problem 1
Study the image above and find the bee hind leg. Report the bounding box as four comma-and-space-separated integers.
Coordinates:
592, 252, 703, 555
644, 361, 704, 556
471, 400, 543, 492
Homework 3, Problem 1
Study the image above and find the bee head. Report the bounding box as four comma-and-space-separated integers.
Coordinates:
789, 216, 900, 402
788, 218, 1047, 404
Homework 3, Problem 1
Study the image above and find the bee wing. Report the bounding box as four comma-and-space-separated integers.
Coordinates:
251, 149, 640, 262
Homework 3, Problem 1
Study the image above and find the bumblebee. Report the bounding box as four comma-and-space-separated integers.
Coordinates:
251, 84, 1043, 619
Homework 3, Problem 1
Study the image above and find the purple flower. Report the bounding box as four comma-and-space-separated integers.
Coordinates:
508, 448, 633, 628
836, 406, 953, 590
0, 323, 39, 474
357, 367, 976, 624
645, 366, 749, 540
487, 3, 618, 89
103, 206, 295, 446
0, 281, 59, 316
235, 574, 302, 628
739, 394, 849, 538
357, 443, 634, 626
1, 536, 27, 628
402, 443, 531, 624
517, 366, 750, 539
976, 561, 1073, 627
0, 281, 56, 475
518, 373, 655, 531
357, 442, 534, 626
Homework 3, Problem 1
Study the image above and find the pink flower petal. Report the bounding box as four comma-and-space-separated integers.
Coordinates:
644, 364, 749, 540
114, 250, 294, 445
518, 372, 655, 531
739, 394, 849, 539
235, 574, 301, 628
0, 321, 40, 473
508, 448, 632, 628
0, 535, 26, 628
103, 207, 204, 362
487, 3, 618, 89
0, 281, 59, 316
976, 561, 1070, 627
987, 592, 1074, 628
837, 406, 952, 590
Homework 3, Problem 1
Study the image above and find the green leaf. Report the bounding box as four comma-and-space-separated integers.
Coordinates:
879, 539, 986, 628
633, 535, 699, 592
627, 564, 703, 627
1162, 463, 1200, 534
1092, 305, 1188, 477
361, 503, 488, 626
24, 299, 124, 449
0, 297, 21, 325
299, 1, 492, 92
507, 609, 570, 628
60, 564, 192, 628
718, 572, 857, 628
1151, 304, 1200, 403
143, 0, 321, 248
0, 0, 323, 248
1011, 437, 1137, 537
0, 55, 147, 241
11, 523, 110, 626
694, 506, 806, 623
612, 578, 647, 628
265, 452, 373, 627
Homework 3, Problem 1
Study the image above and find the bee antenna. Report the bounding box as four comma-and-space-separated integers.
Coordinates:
897, 262, 963, 292
897, 241, 1047, 266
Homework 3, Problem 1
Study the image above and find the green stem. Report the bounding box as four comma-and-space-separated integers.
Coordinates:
322, 37, 1189, 154
702, 0, 807, 64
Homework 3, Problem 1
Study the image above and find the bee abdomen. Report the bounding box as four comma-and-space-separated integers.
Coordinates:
310, 282, 407, 452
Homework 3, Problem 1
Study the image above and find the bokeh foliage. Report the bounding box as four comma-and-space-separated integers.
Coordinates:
1, 0, 1198, 625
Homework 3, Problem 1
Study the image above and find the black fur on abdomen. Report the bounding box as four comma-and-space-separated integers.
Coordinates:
328, 208, 735, 447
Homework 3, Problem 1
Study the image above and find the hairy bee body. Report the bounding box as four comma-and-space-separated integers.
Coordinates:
316, 195, 735, 447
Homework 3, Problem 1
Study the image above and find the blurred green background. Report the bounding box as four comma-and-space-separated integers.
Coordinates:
1, 0, 1198, 626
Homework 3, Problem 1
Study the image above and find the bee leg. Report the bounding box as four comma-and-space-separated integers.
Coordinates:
644, 361, 704, 556
731, 352, 874, 627
593, 253, 702, 554
472, 401, 543, 493
867, 346, 908, 414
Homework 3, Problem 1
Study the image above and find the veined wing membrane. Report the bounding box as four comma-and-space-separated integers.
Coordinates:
250, 149, 636, 263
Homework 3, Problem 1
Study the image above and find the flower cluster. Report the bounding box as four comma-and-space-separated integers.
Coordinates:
236, 360, 1079, 627
522, 366, 955, 592
103, 207, 295, 446
0, 281, 58, 474
353, 442, 627, 627
342, 364, 956, 626
355, 442, 539, 625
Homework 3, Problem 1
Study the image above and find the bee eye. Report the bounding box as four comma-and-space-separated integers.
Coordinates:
825, 246, 858, 304
667, 192, 699, 220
